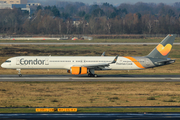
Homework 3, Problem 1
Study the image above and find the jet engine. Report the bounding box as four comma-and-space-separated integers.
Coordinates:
67, 67, 88, 75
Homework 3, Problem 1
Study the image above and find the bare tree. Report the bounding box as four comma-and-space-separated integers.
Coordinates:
106, 19, 112, 34
89, 18, 96, 34
66, 19, 72, 34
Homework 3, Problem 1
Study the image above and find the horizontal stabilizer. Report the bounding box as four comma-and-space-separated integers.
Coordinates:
155, 59, 175, 65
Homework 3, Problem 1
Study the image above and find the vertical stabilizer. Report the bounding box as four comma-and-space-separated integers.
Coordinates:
147, 34, 176, 58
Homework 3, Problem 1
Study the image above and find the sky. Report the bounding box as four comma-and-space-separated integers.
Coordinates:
57, 0, 180, 5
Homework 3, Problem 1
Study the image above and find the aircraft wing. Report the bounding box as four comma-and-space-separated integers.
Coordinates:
72, 55, 118, 69
82, 63, 109, 68
71, 63, 111, 70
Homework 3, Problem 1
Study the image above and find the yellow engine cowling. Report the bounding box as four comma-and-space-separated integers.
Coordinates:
70, 67, 88, 75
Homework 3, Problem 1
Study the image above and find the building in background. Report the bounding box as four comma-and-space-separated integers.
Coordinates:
0, 0, 31, 15
0, 0, 27, 9
27, 3, 41, 7
0, 0, 27, 4
0, 0, 42, 16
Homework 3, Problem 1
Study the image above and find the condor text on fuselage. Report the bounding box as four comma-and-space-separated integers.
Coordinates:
20, 58, 46, 65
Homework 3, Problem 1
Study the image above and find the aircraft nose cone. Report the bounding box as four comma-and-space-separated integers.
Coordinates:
1, 63, 5, 68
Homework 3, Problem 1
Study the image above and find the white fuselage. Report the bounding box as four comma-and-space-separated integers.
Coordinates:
1, 56, 150, 70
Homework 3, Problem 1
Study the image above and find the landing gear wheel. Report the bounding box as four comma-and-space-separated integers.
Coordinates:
88, 73, 98, 77
94, 74, 98, 77
88, 73, 93, 77
19, 74, 22, 77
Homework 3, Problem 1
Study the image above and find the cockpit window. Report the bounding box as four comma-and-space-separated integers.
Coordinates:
5, 60, 11, 63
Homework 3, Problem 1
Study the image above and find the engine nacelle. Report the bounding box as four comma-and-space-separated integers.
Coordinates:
68, 67, 88, 75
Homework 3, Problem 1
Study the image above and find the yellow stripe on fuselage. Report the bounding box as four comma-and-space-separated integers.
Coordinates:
124, 56, 145, 69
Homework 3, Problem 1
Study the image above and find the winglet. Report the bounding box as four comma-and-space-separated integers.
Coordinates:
101, 52, 105, 57
111, 55, 118, 63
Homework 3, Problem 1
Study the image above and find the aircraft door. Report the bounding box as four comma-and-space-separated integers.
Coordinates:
82, 59, 84, 63
45, 58, 49, 65
16, 58, 20, 65
146, 58, 151, 66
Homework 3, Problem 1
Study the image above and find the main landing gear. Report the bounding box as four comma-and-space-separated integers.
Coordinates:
16, 69, 22, 77
88, 69, 98, 77
88, 73, 98, 77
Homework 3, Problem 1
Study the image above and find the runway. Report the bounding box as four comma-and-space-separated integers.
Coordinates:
1, 113, 180, 120
0, 75, 180, 82
1, 42, 180, 45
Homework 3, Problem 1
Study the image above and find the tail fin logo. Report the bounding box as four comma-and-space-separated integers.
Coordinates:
156, 44, 172, 56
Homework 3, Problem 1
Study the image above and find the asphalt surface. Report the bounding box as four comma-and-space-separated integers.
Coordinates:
0, 42, 180, 45
0, 113, 180, 120
0, 75, 180, 82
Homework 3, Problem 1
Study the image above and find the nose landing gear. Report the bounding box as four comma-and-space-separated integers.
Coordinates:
19, 74, 22, 77
16, 69, 22, 77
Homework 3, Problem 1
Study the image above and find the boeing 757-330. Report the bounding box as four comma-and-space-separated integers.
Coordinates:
1, 34, 176, 77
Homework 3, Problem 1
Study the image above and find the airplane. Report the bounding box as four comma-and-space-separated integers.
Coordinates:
1, 34, 176, 77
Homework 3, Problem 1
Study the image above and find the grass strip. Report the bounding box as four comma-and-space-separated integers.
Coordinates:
0, 108, 180, 113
